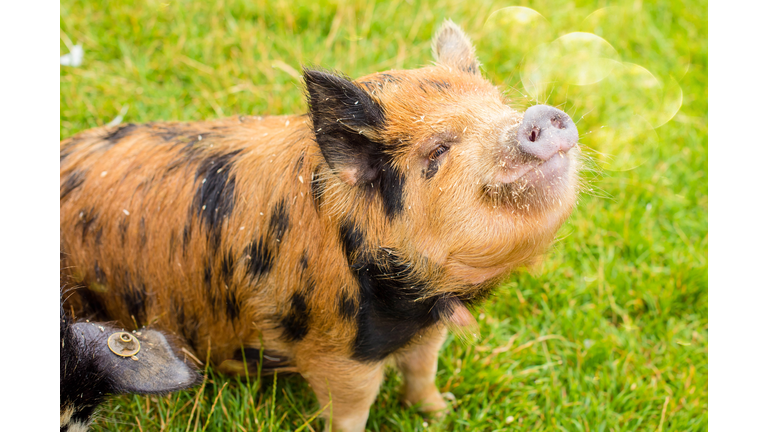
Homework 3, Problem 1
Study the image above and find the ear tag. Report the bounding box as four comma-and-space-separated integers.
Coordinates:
107, 331, 141, 357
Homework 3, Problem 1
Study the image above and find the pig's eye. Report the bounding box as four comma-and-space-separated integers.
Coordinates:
429, 144, 450, 161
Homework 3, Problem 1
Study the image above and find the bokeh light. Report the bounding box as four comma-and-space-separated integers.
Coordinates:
478, 5, 686, 172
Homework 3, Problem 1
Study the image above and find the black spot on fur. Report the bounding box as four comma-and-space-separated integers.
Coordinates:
104, 123, 139, 146
122, 281, 148, 328
61, 169, 87, 200
295, 151, 305, 172
425, 159, 440, 180
182, 223, 191, 254
425, 79, 451, 91
360, 81, 377, 91
191, 150, 242, 250
350, 252, 442, 362
236, 347, 291, 374
245, 238, 273, 279
281, 293, 310, 342
338, 292, 357, 320
76, 208, 98, 243
76, 286, 108, 321
203, 264, 221, 312
378, 73, 403, 84
174, 300, 200, 350
151, 125, 185, 142
95, 228, 103, 246
299, 250, 309, 270
339, 219, 365, 264
225, 289, 241, 321
371, 164, 405, 219
221, 250, 235, 284
269, 199, 290, 241
60, 140, 78, 162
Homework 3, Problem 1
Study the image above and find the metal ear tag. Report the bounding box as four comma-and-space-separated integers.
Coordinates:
107, 331, 141, 357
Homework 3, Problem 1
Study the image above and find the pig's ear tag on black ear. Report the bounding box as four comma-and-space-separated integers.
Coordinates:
107, 331, 141, 357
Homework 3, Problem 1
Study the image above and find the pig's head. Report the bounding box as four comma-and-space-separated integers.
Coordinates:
304, 20, 580, 314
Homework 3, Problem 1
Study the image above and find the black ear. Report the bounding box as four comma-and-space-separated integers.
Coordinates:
71, 322, 202, 394
304, 68, 387, 185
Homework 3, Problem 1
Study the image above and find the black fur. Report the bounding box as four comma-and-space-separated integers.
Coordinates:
370, 163, 405, 218
203, 263, 222, 313
95, 228, 103, 246
122, 273, 148, 327
304, 69, 404, 219
226, 289, 241, 321
61, 169, 87, 200
425, 79, 451, 91
337, 223, 443, 361
221, 249, 236, 285
236, 347, 291, 374
281, 293, 310, 341
339, 219, 365, 262
151, 124, 187, 142
299, 250, 309, 270
174, 300, 200, 350
75, 286, 109, 321
377, 73, 403, 84
191, 150, 243, 250
75, 208, 98, 244
338, 292, 357, 320
245, 237, 273, 279
182, 223, 191, 254
60, 139, 78, 162
350, 252, 442, 361
425, 159, 440, 180
104, 123, 139, 145
269, 198, 290, 241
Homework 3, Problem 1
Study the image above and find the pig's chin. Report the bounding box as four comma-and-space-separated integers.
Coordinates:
484, 151, 573, 210
495, 151, 570, 186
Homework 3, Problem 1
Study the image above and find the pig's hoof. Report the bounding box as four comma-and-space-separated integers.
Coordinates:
403, 389, 448, 416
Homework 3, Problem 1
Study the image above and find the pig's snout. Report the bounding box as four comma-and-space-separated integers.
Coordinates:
516, 105, 578, 161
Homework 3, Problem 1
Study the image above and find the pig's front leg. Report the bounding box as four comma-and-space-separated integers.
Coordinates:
296, 351, 386, 432
394, 325, 449, 414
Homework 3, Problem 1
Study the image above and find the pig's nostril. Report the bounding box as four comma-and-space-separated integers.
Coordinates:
551, 116, 565, 130
528, 126, 540, 142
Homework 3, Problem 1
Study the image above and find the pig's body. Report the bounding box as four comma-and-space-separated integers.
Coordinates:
61, 21, 581, 431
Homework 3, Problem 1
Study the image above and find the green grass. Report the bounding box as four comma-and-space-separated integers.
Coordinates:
61, 0, 707, 430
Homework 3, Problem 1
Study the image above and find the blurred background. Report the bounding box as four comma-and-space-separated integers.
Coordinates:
61, 0, 707, 430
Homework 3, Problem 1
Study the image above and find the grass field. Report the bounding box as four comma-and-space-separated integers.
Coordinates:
60, 0, 707, 430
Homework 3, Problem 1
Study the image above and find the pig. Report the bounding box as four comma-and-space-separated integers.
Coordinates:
60, 20, 580, 431
60, 291, 201, 431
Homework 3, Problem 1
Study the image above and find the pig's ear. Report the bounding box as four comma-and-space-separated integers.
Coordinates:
304, 68, 387, 185
432, 19, 480, 74
71, 322, 202, 394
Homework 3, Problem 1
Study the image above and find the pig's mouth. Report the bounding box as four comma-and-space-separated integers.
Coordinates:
482, 149, 575, 209
495, 151, 570, 185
